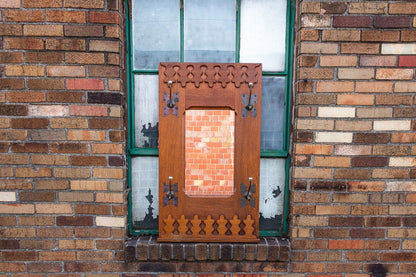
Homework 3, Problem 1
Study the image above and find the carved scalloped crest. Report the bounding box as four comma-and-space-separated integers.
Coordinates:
160, 63, 261, 88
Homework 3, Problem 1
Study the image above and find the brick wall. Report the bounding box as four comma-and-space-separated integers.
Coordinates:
0, 0, 415, 276
292, 0, 416, 275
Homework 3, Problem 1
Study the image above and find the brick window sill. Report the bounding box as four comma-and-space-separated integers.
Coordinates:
125, 236, 290, 262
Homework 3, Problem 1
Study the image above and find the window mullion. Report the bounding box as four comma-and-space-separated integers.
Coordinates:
180, 0, 184, 62
235, 0, 241, 63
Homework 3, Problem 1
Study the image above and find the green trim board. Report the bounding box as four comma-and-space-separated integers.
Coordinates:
127, 0, 294, 237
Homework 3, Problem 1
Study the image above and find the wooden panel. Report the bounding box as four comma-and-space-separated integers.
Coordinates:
159, 62, 261, 242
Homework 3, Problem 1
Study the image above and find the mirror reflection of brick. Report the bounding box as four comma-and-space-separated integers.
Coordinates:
185, 109, 235, 196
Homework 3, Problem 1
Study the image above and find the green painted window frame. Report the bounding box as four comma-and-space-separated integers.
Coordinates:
126, 0, 294, 237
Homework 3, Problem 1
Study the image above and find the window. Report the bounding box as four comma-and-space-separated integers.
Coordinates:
127, 0, 293, 237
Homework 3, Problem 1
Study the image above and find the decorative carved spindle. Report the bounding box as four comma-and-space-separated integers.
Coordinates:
243, 215, 255, 238
163, 215, 175, 235
178, 215, 188, 236
163, 64, 176, 83
217, 215, 228, 236
191, 66, 204, 88
205, 66, 216, 88
245, 64, 258, 84
230, 215, 241, 236
191, 215, 201, 236
177, 67, 188, 87
204, 215, 214, 236
217, 66, 229, 88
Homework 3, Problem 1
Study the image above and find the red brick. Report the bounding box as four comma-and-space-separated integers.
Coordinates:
89, 11, 119, 24
50, 143, 88, 154
2, 251, 37, 261
66, 79, 104, 90
341, 43, 379, 54
374, 16, 412, 29
399, 56, 416, 67
5, 10, 44, 22
351, 157, 388, 167
45, 39, 86, 51
11, 118, 48, 129
89, 65, 120, 77
23, 0, 62, 8
321, 2, 347, 14
46, 10, 86, 23
11, 143, 48, 153
0, 24, 23, 36
382, 253, 416, 262
5, 38, 44, 50
337, 94, 374, 106
47, 91, 85, 103
90, 118, 122, 129
333, 16, 371, 28
64, 25, 103, 37
329, 240, 364, 250
401, 30, 416, 42
26, 52, 64, 64
64, 0, 104, 9
362, 31, 400, 42
0, 78, 25, 90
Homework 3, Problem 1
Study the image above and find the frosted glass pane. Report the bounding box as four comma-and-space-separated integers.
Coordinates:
240, 0, 287, 71
132, 0, 180, 70
259, 158, 285, 230
261, 76, 285, 151
131, 157, 159, 230
134, 75, 159, 148
184, 0, 236, 62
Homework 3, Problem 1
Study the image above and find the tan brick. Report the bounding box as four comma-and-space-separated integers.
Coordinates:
36, 204, 72, 214
0, 168, 13, 177
291, 228, 312, 238
89, 40, 119, 52
50, 118, 88, 129
355, 81, 393, 93
18, 216, 55, 226
0, 154, 30, 165
320, 55, 357, 67
335, 121, 372, 131
296, 119, 334, 130
93, 168, 124, 179
293, 216, 328, 227
106, 26, 121, 39
373, 145, 409, 156
322, 30, 360, 41
34, 180, 69, 190
46, 66, 85, 77
389, 158, 416, 167
341, 43, 380, 54
382, 43, 416, 55
337, 94, 374, 106
316, 81, 354, 93
24, 25, 63, 36
389, 206, 416, 215
301, 14, 331, 28
0, 24, 23, 36
109, 181, 123, 192
64, 0, 104, 9
335, 145, 372, 156
46, 10, 86, 23
109, 106, 122, 117
16, 167, 51, 178
301, 2, 320, 13
71, 180, 107, 191
295, 144, 333, 155
316, 132, 353, 143
374, 120, 411, 131
338, 68, 374, 80
65, 52, 105, 64
351, 206, 388, 216
389, 3, 416, 14
46, 38, 86, 51
300, 42, 338, 54
316, 206, 350, 215
29, 105, 69, 117
7, 91, 46, 103
299, 68, 334, 80
373, 169, 409, 179
5, 38, 44, 50
294, 168, 332, 179
58, 192, 94, 202
39, 251, 76, 261
96, 193, 124, 203
58, 239, 94, 249
394, 82, 416, 93
0, 0, 20, 8
362, 31, 400, 42
1, 228, 36, 238
360, 56, 397, 67
333, 193, 368, 203
96, 216, 125, 227
357, 108, 392, 118
68, 130, 106, 141
54, 168, 90, 179
5, 65, 44, 77
376, 69, 414, 80
349, 3, 387, 14
0, 204, 34, 214
91, 143, 123, 154
314, 156, 350, 168
5, 10, 44, 22
108, 79, 121, 91
386, 181, 416, 192
69, 105, 107, 116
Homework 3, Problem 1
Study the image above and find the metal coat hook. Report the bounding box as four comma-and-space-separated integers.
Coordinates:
245, 177, 254, 200
246, 83, 254, 111
167, 81, 174, 108
167, 176, 174, 199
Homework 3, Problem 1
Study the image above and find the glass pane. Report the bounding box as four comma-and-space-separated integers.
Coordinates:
261, 76, 285, 151
184, 0, 236, 63
240, 0, 287, 71
134, 75, 159, 148
259, 158, 285, 231
132, 0, 180, 70
131, 156, 159, 230
185, 110, 235, 197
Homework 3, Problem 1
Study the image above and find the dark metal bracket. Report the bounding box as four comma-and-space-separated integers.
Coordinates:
240, 177, 256, 207
242, 83, 257, 118
163, 176, 178, 206
163, 81, 179, 117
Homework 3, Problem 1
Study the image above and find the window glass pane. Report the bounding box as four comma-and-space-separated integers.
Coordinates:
259, 158, 285, 231
134, 75, 159, 148
240, 0, 287, 71
261, 76, 285, 151
131, 156, 159, 230
184, 0, 236, 63
132, 0, 180, 70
